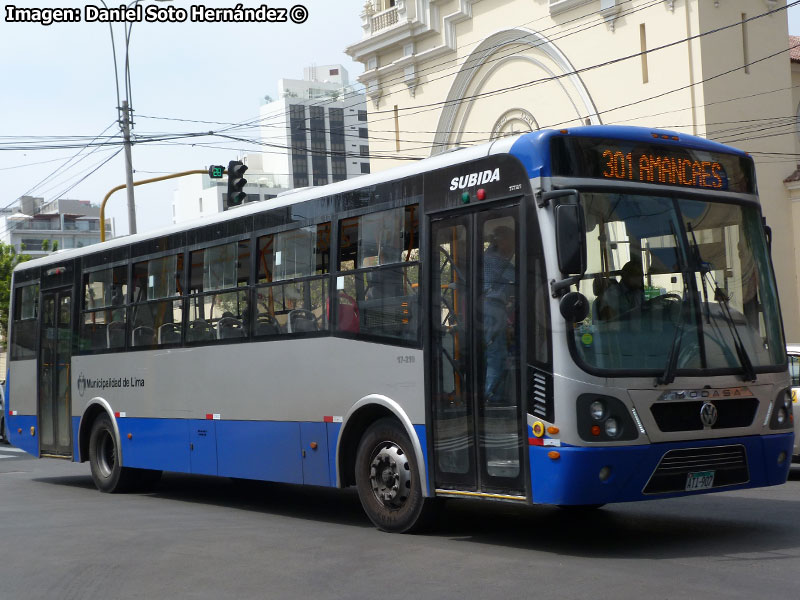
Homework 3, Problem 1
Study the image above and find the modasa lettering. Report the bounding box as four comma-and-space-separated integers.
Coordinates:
449, 168, 500, 191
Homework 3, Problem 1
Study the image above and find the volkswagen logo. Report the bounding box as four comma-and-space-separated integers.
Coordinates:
700, 402, 718, 428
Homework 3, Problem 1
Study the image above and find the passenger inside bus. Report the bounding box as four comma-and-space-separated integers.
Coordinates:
482, 225, 515, 403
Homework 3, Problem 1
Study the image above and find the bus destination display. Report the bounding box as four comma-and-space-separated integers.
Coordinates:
550, 136, 756, 194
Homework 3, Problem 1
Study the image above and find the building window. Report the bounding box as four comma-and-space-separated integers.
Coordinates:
358, 110, 368, 122
310, 105, 329, 186
290, 104, 308, 188
360, 145, 369, 157
360, 163, 370, 174
358, 127, 368, 139
199, 197, 203, 213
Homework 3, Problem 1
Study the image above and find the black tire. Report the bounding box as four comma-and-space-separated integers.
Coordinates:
355, 418, 435, 533
88, 413, 139, 493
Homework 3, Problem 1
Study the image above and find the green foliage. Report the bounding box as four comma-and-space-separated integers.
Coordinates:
0, 242, 31, 346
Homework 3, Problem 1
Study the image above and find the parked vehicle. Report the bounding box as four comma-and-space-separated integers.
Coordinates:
787, 345, 800, 461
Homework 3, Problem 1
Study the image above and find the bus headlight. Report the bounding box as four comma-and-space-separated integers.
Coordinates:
769, 388, 794, 430
589, 400, 605, 420
577, 395, 638, 442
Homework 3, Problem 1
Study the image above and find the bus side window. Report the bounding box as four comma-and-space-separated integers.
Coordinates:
11, 283, 39, 360
129, 254, 183, 349
336, 205, 419, 344
80, 265, 127, 352
255, 223, 330, 336
188, 240, 250, 343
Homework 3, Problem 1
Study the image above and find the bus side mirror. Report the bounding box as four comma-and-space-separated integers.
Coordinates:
555, 202, 586, 276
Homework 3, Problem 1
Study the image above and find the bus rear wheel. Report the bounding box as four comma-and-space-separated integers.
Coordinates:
88, 413, 140, 493
355, 418, 433, 533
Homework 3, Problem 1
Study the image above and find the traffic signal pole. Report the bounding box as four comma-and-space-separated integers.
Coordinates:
100, 169, 221, 242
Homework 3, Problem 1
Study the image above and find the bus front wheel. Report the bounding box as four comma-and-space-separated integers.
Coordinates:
88, 413, 138, 493
355, 418, 433, 533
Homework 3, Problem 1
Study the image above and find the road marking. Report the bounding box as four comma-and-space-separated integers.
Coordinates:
1, 447, 25, 453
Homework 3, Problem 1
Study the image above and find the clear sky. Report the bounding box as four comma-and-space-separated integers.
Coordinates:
0, 0, 365, 234
1, 1, 799, 237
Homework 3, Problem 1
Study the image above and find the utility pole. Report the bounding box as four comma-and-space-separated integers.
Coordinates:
120, 99, 137, 235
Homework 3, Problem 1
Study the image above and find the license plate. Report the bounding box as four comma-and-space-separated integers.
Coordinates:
686, 470, 715, 491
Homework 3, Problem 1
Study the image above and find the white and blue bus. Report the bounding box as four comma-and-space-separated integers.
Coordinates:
5, 126, 794, 532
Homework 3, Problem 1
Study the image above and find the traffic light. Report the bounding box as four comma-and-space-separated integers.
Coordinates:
226, 160, 248, 208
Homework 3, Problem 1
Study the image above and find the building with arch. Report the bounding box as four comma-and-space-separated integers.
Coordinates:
346, 0, 800, 340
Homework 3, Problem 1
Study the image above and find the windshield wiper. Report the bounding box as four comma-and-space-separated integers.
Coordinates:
657, 302, 686, 385
713, 285, 757, 382
687, 224, 756, 382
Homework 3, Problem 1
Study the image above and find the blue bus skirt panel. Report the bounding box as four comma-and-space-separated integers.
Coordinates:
84, 417, 347, 488
7, 414, 38, 457
530, 433, 794, 506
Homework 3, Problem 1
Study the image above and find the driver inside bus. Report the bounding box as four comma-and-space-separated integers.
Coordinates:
602, 259, 645, 319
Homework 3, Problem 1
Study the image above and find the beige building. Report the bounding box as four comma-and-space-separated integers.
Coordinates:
346, 0, 800, 340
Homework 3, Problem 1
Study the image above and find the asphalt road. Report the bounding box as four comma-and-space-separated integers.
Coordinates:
1, 444, 798, 600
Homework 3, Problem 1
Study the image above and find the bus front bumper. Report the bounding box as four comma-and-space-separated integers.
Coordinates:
530, 433, 793, 506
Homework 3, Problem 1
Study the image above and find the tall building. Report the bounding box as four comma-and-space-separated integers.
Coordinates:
0, 196, 113, 257
172, 65, 371, 223
261, 64, 371, 189
345, 0, 800, 340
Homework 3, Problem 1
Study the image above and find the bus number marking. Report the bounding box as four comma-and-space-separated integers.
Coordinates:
397, 355, 415, 364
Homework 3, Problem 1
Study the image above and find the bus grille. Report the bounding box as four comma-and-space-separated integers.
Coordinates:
650, 398, 759, 432
642, 445, 749, 494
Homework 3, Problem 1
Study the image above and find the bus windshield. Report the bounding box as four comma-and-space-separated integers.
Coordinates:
571, 192, 785, 374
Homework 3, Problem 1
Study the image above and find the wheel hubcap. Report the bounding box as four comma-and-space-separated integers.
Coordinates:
369, 442, 411, 509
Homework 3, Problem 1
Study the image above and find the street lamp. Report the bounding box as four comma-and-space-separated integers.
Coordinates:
100, 0, 173, 235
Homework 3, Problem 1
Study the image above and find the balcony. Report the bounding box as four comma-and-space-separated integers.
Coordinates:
370, 6, 398, 34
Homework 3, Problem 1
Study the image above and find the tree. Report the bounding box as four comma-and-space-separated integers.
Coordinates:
0, 242, 31, 347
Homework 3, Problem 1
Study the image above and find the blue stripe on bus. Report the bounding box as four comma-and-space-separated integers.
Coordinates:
529, 433, 794, 505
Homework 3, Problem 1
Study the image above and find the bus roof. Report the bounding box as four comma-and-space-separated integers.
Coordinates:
13, 125, 750, 273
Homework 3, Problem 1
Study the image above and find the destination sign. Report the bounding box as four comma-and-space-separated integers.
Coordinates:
550, 136, 756, 194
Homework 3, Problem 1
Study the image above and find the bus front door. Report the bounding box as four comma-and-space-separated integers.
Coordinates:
38, 288, 73, 457
429, 204, 526, 498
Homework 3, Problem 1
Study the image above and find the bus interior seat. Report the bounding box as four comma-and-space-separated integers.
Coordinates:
218, 316, 245, 339
187, 319, 215, 342
107, 321, 125, 349
85, 322, 107, 349
158, 322, 181, 344
132, 325, 155, 347
255, 315, 281, 336
287, 308, 318, 333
